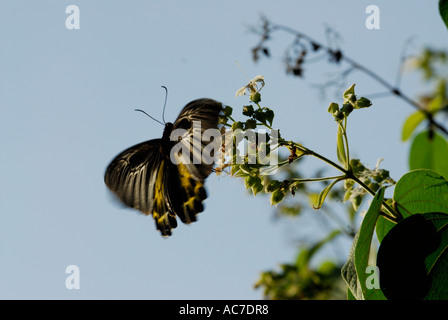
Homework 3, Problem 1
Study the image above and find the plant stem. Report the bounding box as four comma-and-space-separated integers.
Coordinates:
282, 140, 401, 223
292, 175, 346, 183
342, 118, 350, 167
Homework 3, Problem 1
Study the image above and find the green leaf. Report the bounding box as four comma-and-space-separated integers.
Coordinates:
409, 130, 448, 180
251, 177, 263, 196
423, 212, 448, 300
347, 287, 356, 300
264, 180, 280, 193
253, 109, 266, 124
394, 169, 448, 217
336, 125, 347, 166
375, 216, 395, 243
377, 213, 442, 300
355, 188, 386, 300
401, 111, 426, 141
265, 109, 274, 126
341, 232, 362, 300
341, 188, 386, 300
440, 0, 448, 30
313, 178, 341, 209
378, 169, 448, 242
244, 175, 256, 189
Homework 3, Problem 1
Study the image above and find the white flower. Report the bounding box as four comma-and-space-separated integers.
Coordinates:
235, 75, 265, 98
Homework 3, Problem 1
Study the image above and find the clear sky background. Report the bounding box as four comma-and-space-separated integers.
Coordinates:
0, 1, 446, 299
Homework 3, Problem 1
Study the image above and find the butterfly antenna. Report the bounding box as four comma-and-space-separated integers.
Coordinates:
235, 60, 250, 82
161, 85, 168, 124
134, 109, 164, 125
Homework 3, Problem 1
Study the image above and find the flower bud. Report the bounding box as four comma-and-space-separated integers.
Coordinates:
343, 84, 356, 100
265, 180, 281, 193
341, 103, 353, 116
352, 195, 363, 211
354, 97, 372, 109
245, 119, 257, 130
223, 105, 233, 117
344, 179, 354, 190
245, 175, 257, 188
270, 189, 285, 205
327, 102, 339, 114
334, 110, 345, 122
242, 105, 255, 116
250, 92, 261, 103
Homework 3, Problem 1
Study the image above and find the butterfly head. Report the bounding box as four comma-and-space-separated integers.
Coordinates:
162, 122, 174, 141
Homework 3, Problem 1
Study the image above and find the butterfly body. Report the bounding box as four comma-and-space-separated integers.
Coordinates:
105, 99, 222, 236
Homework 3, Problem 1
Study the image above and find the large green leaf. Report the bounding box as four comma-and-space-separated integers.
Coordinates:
341, 232, 363, 299
374, 170, 448, 299
424, 212, 448, 300
440, 0, 448, 30
342, 188, 386, 300
377, 214, 441, 299
394, 169, 448, 216
377, 169, 448, 243
401, 111, 425, 141
377, 212, 448, 300
376, 216, 395, 244
409, 130, 448, 180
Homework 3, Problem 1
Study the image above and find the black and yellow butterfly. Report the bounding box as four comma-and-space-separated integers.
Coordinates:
104, 98, 223, 236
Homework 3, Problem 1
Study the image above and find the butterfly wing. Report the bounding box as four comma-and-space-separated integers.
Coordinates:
171, 98, 223, 180
104, 139, 163, 214
104, 139, 181, 235
104, 98, 222, 236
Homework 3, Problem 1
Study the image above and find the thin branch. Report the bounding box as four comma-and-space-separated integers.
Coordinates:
254, 21, 448, 136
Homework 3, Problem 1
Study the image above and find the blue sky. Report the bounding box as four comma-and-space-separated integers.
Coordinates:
0, 1, 446, 299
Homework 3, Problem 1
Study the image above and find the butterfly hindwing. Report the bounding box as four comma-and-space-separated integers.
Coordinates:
104, 98, 222, 236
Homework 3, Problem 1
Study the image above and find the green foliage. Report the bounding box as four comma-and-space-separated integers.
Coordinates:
401, 111, 426, 141
344, 171, 448, 300
424, 212, 448, 299
313, 178, 343, 210
377, 212, 448, 300
376, 169, 448, 242
440, 0, 448, 30
409, 131, 448, 179
234, 13, 448, 299
392, 169, 448, 217
255, 230, 346, 300
227, 75, 448, 299
341, 188, 386, 300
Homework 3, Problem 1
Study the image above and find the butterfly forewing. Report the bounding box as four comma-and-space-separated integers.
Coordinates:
104, 98, 223, 236
172, 99, 223, 180
104, 140, 163, 214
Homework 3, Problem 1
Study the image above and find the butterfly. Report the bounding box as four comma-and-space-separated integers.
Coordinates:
104, 98, 223, 236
